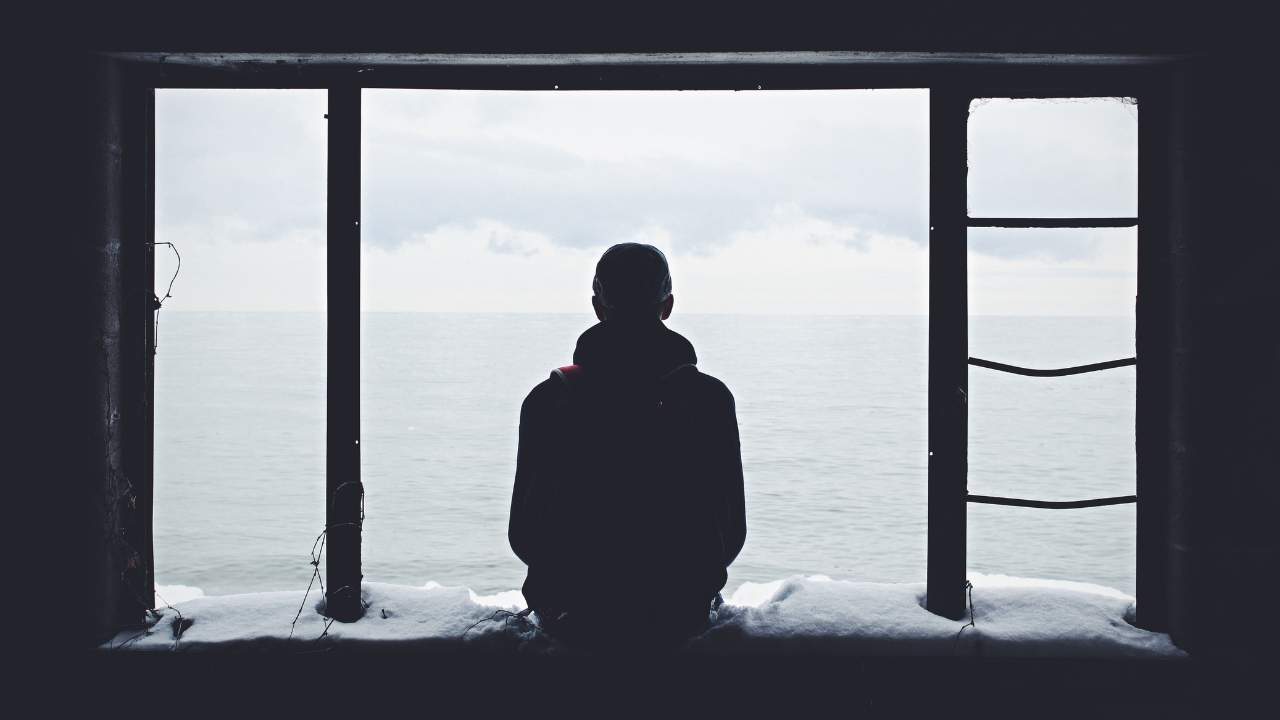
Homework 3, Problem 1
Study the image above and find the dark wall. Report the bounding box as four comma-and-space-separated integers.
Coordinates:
1176, 55, 1280, 659
15, 53, 104, 657
18, 3, 1278, 660
18, 1, 1271, 55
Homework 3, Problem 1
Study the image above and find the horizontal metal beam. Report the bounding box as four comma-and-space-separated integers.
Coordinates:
106, 51, 1184, 69
968, 494, 1138, 509
113, 51, 1171, 93
967, 217, 1139, 228
968, 356, 1136, 377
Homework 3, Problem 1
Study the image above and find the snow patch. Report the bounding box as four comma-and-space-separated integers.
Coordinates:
155, 584, 205, 605
726, 574, 833, 608
424, 580, 525, 608
468, 589, 526, 609
968, 572, 1132, 601
104, 576, 1184, 658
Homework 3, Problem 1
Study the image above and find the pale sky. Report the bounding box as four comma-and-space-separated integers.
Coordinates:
155, 89, 1137, 316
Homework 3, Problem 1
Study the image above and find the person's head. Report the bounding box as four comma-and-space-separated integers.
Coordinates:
591, 243, 674, 324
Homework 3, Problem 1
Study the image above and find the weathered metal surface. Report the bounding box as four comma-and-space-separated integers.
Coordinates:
325, 85, 364, 623
72, 41, 1279, 662
967, 494, 1138, 510
968, 356, 1136, 377
106, 51, 1182, 68
926, 89, 970, 621
86, 55, 149, 642
1135, 83, 1174, 634
120, 71, 156, 618
967, 217, 1139, 228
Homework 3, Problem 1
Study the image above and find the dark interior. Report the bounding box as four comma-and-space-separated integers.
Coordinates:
17, 2, 1277, 710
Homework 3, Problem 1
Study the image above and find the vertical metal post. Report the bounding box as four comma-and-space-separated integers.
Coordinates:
121, 73, 157, 614
1135, 85, 1172, 632
926, 88, 970, 620
87, 55, 138, 639
1163, 68, 1194, 649
326, 85, 364, 622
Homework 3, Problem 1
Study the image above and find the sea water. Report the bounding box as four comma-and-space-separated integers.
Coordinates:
153, 312, 1136, 598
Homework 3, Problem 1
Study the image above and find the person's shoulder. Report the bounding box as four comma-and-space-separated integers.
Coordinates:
684, 367, 736, 406
521, 376, 561, 414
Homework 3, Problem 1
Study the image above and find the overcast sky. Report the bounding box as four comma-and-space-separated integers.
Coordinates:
155, 89, 1137, 315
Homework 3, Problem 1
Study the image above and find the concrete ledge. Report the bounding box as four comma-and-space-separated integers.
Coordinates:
102, 574, 1185, 658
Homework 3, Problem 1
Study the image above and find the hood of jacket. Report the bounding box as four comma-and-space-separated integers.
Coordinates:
571, 320, 697, 379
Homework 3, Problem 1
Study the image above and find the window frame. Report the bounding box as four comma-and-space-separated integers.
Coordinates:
930, 88, 1163, 621
114, 52, 1178, 630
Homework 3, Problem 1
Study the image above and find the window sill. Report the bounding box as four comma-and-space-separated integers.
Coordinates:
102, 575, 1183, 658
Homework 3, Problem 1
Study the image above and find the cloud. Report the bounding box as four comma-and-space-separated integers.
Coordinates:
967, 226, 1133, 263
968, 230, 1137, 317
968, 97, 1138, 218
157, 208, 1134, 317
154, 90, 1140, 315
485, 229, 542, 257
158, 89, 930, 256
356, 207, 927, 315
156, 90, 327, 245
361, 220, 595, 313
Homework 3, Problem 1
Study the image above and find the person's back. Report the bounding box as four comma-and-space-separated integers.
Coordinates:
508, 244, 746, 652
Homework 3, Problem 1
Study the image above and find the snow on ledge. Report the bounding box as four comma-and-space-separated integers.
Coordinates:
104, 575, 1185, 657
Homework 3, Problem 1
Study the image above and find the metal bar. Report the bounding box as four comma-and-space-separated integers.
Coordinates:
136, 54, 1160, 95
1163, 71, 1195, 649
927, 88, 970, 621
1136, 83, 1174, 632
967, 217, 1138, 228
121, 73, 157, 614
325, 85, 364, 623
967, 92, 1144, 100
88, 56, 143, 638
968, 356, 1136, 377
109, 51, 1182, 68
968, 494, 1137, 509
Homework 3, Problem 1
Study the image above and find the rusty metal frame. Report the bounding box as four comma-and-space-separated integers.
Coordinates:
325, 85, 365, 622
107, 52, 1179, 634
937, 84, 1173, 631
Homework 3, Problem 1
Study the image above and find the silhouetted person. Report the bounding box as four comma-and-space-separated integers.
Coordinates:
509, 243, 746, 653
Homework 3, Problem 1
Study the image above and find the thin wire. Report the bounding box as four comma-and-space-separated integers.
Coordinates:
107, 565, 189, 650
152, 241, 181, 304
461, 608, 538, 638
110, 625, 152, 650
294, 618, 339, 654
154, 588, 192, 650
148, 241, 181, 352
953, 580, 977, 653
313, 617, 337, 646
289, 529, 328, 640
288, 480, 366, 645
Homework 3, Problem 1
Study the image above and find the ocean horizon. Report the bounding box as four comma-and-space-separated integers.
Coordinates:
154, 311, 1137, 599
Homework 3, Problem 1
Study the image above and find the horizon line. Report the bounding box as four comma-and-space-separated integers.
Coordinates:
159, 309, 1137, 318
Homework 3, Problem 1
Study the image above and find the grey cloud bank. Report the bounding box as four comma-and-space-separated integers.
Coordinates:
156, 90, 327, 245
153, 89, 1138, 314
361, 89, 929, 254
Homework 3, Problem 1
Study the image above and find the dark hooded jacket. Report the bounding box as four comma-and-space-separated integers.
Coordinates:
508, 320, 746, 639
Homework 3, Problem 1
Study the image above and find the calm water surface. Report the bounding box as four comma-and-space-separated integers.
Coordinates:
154, 312, 1136, 597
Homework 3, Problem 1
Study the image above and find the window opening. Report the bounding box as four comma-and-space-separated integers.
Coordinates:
152, 89, 329, 597
359, 89, 932, 598
139, 67, 1164, 634
946, 96, 1140, 606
